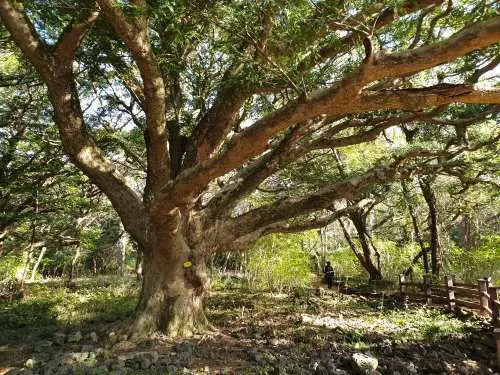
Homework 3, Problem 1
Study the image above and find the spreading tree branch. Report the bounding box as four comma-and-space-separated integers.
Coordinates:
0, 0, 148, 245
97, 0, 171, 189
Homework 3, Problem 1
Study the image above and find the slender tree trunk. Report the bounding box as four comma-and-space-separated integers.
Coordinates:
130, 230, 211, 337
69, 247, 81, 282
419, 178, 442, 276
338, 218, 382, 280
118, 227, 129, 275
350, 214, 383, 280
135, 245, 143, 281
460, 215, 476, 250
401, 180, 429, 273
30, 246, 46, 282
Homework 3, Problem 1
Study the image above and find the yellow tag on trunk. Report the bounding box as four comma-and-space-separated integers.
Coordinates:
183, 261, 192, 268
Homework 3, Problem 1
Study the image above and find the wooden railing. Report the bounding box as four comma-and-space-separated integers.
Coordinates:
399, 275, 500, 367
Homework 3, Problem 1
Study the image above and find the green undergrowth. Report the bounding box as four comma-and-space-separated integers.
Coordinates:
0, 276, 485, 371
207, 286, 482, 352
0, 276, 139, 344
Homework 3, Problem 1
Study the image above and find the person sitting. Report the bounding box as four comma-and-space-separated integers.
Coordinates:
323, 261, 334, 289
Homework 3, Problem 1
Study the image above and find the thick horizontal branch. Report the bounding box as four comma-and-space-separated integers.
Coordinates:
298, 0, 445, 72
227, 201, 375, 252
204, 113, 417, 221
221, 146, 479, 246
356, 85, 500, 113
163, 18, 500, 204
366, 16, 500, 81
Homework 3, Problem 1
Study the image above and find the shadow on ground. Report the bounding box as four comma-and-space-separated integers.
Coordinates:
0, 278, 497, 374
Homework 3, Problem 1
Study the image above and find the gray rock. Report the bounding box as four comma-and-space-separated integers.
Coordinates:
351, 352, 378, 373
90, 332, 99, 343
248, 348, 265, 365
140, 357, 152, 370
386, 358, 418, 375
34, 340, 53, 351
105, 358, 125, 371
24, 358, 36, 369
68, 331, 83, 343
326, 359, 337, 374
69, 351, 90, 362
81, 344, 94, 353
158, 355, 170, 366
54, 332, 66, 345
134, 351, 159, 364
456, 359, 486, 375
108, 332, 118, 344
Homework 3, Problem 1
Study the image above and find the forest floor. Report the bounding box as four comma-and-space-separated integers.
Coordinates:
0, 276, 498, 375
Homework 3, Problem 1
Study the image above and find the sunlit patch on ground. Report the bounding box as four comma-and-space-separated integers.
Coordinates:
0, 276, 497, 374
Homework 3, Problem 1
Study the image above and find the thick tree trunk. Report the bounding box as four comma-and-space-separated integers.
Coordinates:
130, 232, 211, 337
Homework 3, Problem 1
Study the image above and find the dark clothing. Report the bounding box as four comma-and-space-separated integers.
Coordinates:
324, 265, 334, 288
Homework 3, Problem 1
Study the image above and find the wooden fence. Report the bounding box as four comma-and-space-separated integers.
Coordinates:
399, 275, 500, 367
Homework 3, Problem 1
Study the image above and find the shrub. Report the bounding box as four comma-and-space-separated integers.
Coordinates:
246, 233, 313, 292
444, 235, 500, 285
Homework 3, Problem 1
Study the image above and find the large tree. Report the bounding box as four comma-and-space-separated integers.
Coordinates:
1, 0, 499, 336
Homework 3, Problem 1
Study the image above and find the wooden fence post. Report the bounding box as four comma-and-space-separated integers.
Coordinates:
490, 286, 499, 327
399, 274, 407, 309
424, 275, 432, 305
478, 277, 491, 314
446, 276, 455, 311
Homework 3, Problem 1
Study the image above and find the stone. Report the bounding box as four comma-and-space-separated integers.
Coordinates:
456, 359, 486, 375
140, 357, 152, 370
34, 340, 53, 351
158, 355, 170, 367
81, 344, 94, 352
70, 351, 90, 362
134, 351, 159, 364
68, 331, 83, 343
24, 358, 36, 369
54, 332, 66, 345
108, 332, 118, 344
326, 359, 337, 373
351, 352, 378, 373
90, 332, 98, 343
248, 348, 265, 365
